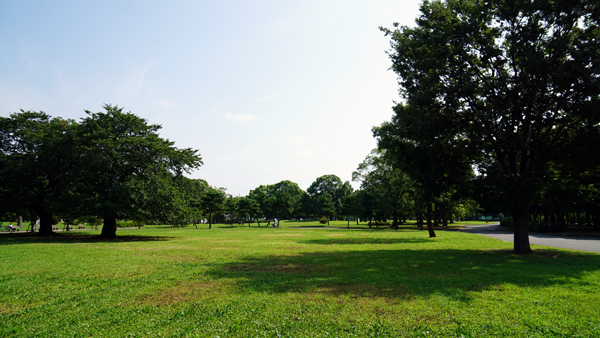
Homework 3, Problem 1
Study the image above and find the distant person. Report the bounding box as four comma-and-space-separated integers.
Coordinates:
8, 222, 16, 232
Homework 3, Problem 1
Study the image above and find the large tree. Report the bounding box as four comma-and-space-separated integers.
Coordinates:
352, 149, 414, 229
307, 174, 353, 219
0, 111, 80, 235
200, 187, 226, 229
380, 0, 600, 252
76, 104, 202, 238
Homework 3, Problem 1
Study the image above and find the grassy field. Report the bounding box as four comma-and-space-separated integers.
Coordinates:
1, 220, 599, 337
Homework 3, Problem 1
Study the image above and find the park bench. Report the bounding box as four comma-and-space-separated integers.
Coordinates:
78, 224, 85, 229
52, 224, 59, 230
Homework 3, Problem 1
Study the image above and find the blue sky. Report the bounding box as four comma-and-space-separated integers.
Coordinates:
0, 0, 422, 196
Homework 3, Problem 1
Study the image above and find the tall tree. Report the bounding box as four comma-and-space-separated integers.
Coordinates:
353, 149, 414, 228
271, 180, 305, 221
237, 196, 261, 226
307, 174, 353, 219
380, 0, 600, 252
76, 104, 202, 238
200, 187, 226, 229
0, 111, 79, 235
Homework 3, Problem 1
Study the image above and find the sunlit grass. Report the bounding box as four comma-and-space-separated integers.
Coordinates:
1, 221, 598, 337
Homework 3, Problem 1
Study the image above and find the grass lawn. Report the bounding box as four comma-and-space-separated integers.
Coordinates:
1, 220, 599, 337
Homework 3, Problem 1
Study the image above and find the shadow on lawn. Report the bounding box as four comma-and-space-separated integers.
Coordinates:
205, 248, 600, 302
0, 232, 174, 245
301, 238, 432, 245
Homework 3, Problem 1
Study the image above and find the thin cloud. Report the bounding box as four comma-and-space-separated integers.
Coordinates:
256, 94, 277, 103
224, 113, 256, 122
135, 61, 157, 93
158, 99, 171, 107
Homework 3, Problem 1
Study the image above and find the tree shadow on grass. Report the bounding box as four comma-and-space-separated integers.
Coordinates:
0, 232, 174, 245
204, 248, 600, 302
301, 238, 432, 245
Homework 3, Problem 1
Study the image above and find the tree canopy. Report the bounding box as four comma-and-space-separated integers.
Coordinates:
379, 0, 600, 252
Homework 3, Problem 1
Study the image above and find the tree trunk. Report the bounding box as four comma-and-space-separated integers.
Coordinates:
417, 204, 423, 230
426, 202, 436, 238
513, 200, 532, 253
327, 216, 330, 226
38, 210, 54, 236
392, 209, 399, 229
100, 216, 117, 239
208, 212, 212, 229
441, 204, 448, 228
347, 218, 350, 228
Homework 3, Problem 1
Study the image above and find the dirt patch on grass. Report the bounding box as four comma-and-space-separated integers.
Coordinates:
133, 280, 227, 307
225, 263, 325, 274
0, 303, 25, 315
313, 283, 411, 299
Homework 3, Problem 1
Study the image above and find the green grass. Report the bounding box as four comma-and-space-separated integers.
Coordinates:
1, 221, 599, 337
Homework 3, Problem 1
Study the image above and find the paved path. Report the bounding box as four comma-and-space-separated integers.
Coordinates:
456, 223, 600, 253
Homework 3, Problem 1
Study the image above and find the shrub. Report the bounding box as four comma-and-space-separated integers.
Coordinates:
116, 220, 136, 228
319, 217, 328, 224
500, 217, 514, 228
528, 220, 549, 233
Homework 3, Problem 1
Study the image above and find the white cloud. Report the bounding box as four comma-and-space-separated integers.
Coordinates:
295, 149, 311, 157
224, 113, 256, 122
158, 99, 171, 107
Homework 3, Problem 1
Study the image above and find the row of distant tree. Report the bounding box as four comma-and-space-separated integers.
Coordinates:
0, 103, 482, 236
169, 171, 481, 231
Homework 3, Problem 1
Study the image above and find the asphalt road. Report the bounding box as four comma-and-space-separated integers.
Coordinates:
458, 223, 600, 253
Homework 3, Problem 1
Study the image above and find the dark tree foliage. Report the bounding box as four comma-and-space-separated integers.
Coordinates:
307, 174, 353, 219
75, 104, 202, 238
379, 0, 600, 252
353, 149, 414, 229
200, 187, 226, 229
0, 111, 79, 235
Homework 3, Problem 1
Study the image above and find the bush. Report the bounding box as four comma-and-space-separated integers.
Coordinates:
528, 220, 549, 233
116, 220, 136, 228
500, 217, 514, 228
319, 217, 328, 224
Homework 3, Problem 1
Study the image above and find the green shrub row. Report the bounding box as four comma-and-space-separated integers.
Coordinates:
116, 220, 143, 228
